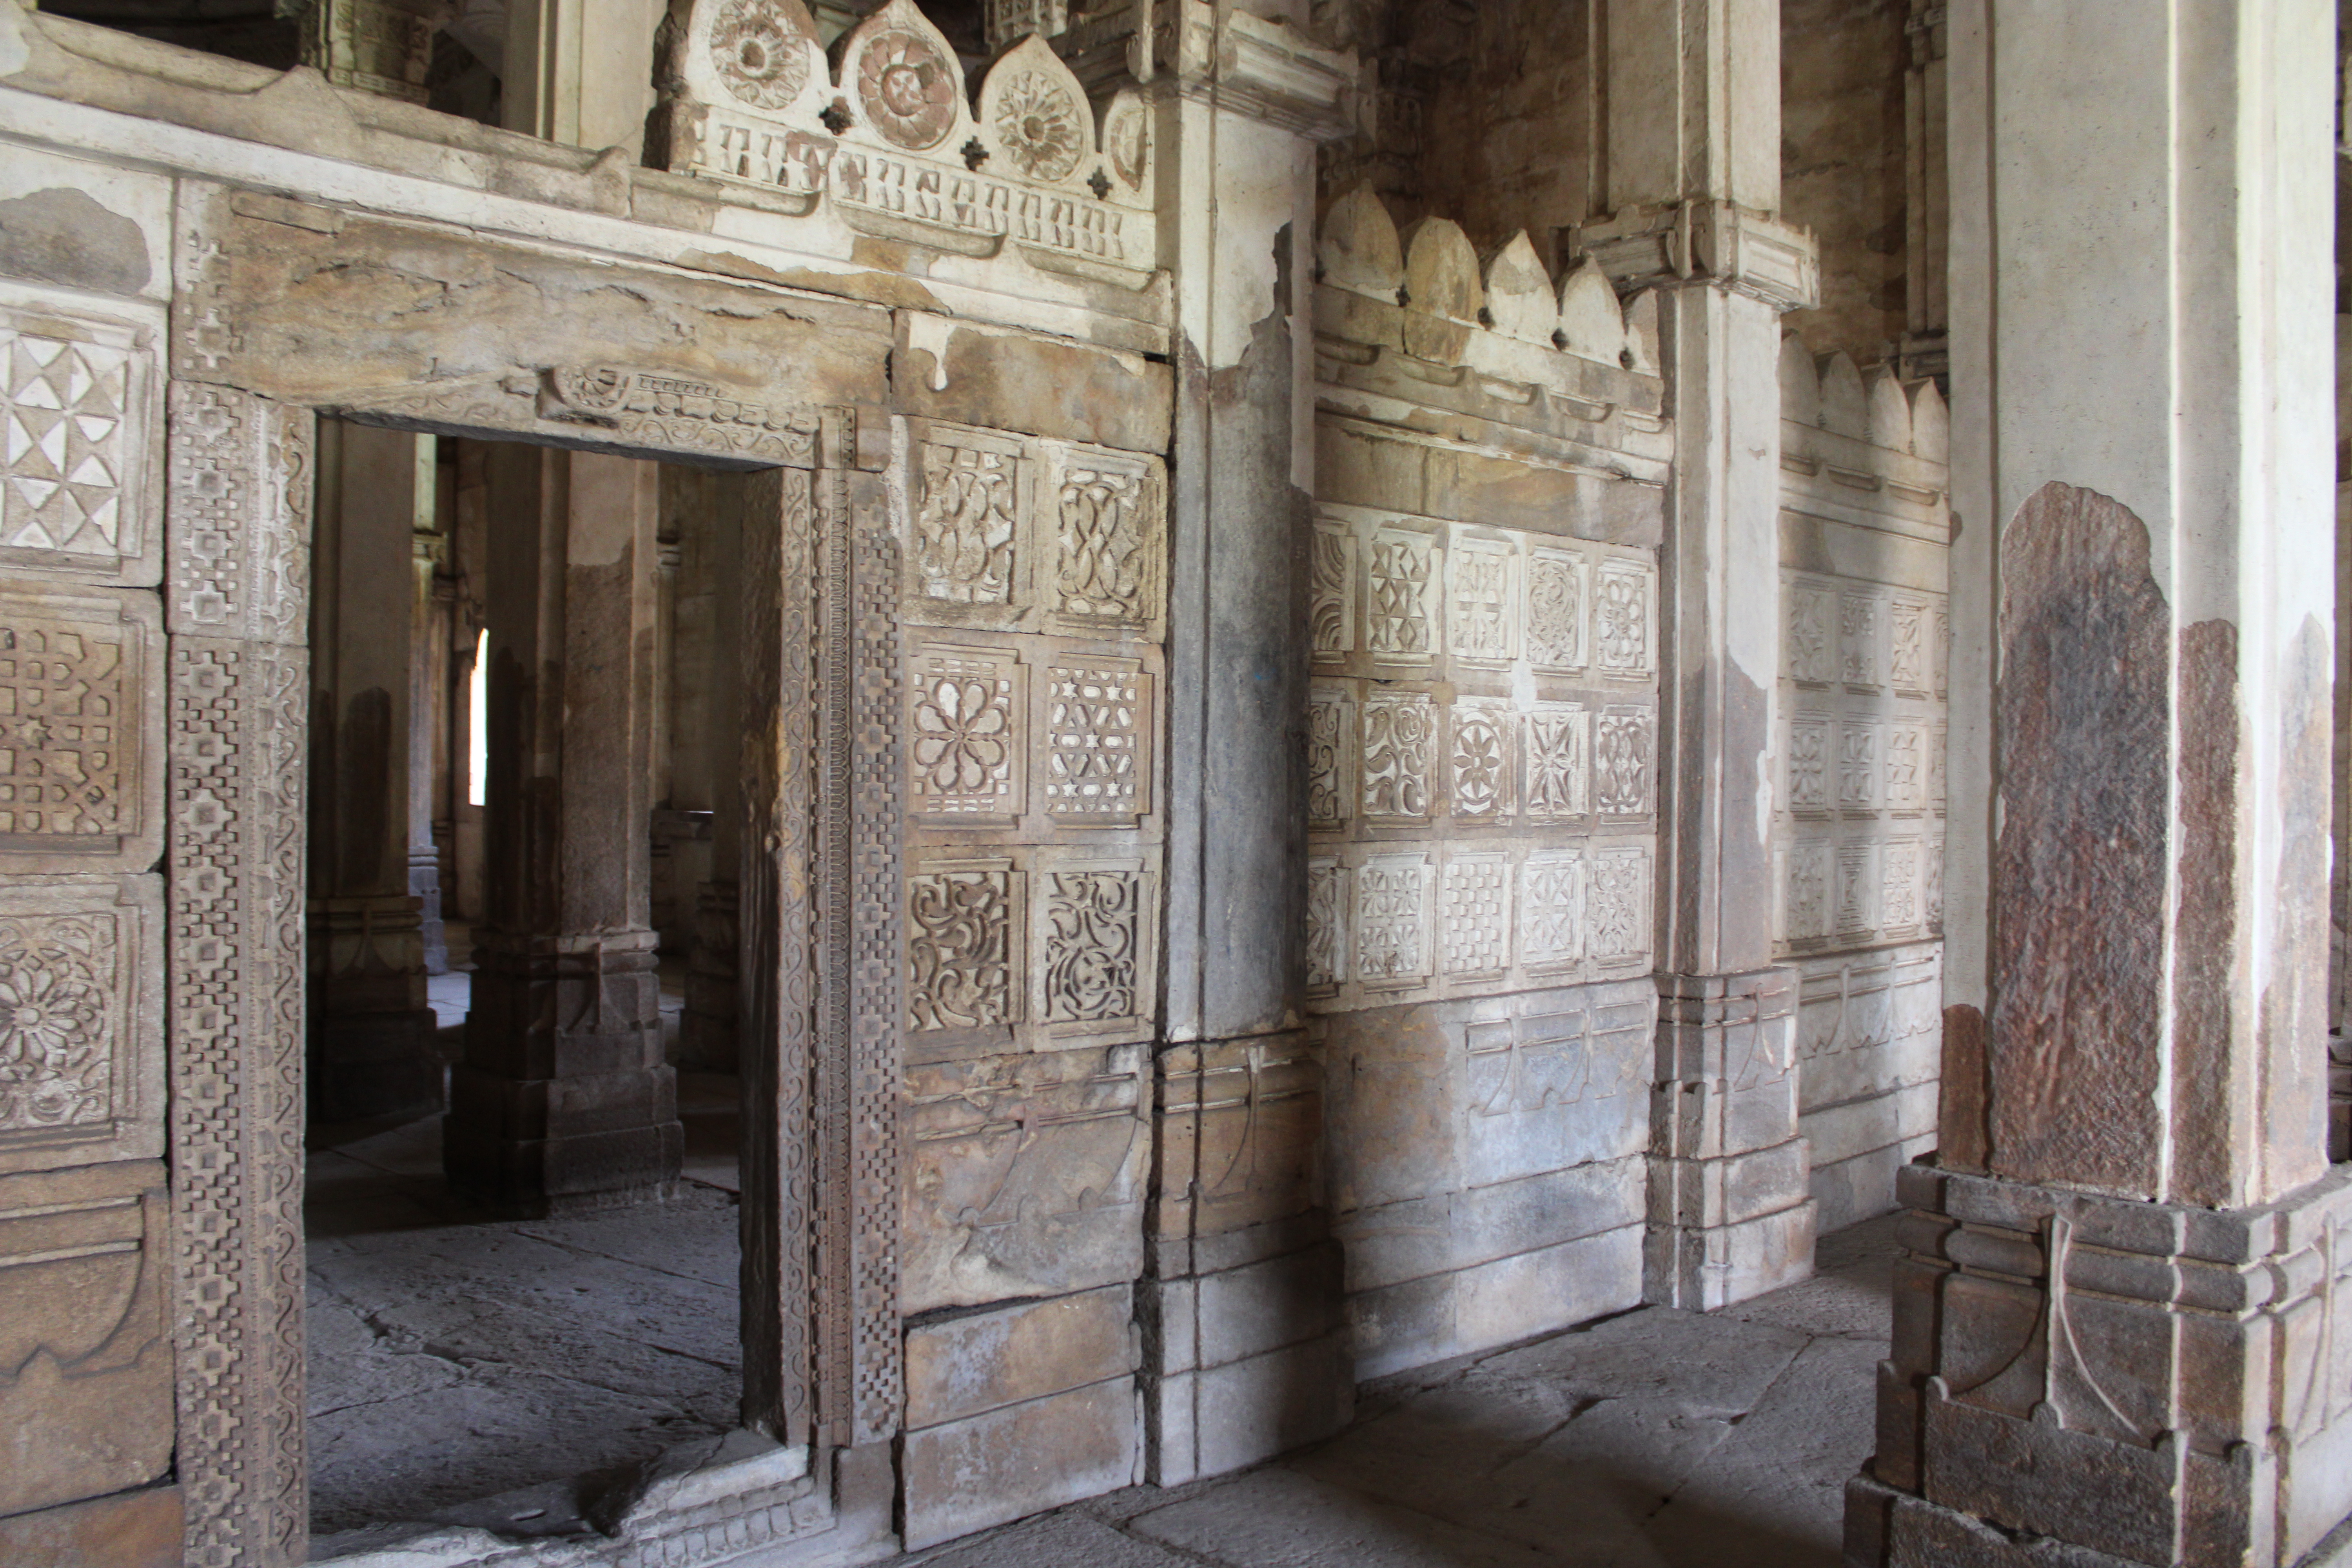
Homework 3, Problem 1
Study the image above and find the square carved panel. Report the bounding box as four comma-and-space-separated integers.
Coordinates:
903, 422, 1031, 631
0, 584, 163, 872
1035, 853, 1155, 1043
1042, 659, 1148, 825
1045, 443, 1163, 640
906, 642, 1025, 823
906, 857, 1024, 1039
0, 875, 164, 1175
0, 284, 162, 588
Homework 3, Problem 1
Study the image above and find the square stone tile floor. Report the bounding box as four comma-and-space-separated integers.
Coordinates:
311, 946, 1892, 1566
900, 1216, 1898, 1568
307, 956, 744, 1546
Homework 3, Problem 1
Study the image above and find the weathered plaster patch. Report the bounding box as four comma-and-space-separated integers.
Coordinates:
1938, 1004, 1990, 1173
904, 311, 957, 391
0, 187, 149, 296
2170, 617, 2239, 1205
1989, 482, 2169, 1197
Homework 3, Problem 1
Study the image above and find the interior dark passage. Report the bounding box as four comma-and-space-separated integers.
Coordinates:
300, 423, 753, 1545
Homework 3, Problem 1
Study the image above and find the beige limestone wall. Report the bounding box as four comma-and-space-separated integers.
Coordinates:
1772, 335, 1949, 1231
1307, 190, 1673, 1376
1780, 0, 1910, 361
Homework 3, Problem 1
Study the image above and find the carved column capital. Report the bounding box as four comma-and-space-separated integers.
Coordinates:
1574, 200, 1821, 314
1069, 0, 1359, 141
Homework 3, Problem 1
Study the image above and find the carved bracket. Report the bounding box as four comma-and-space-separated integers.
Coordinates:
1574, 201, 1821, 315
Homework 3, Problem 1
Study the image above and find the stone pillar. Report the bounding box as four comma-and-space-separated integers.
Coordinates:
410, 462, 450, 976
1847, 4, 2347, 1563
1576, 0, 1821, 1311
502, 0, 666, 152
1138, 2, 1359, 1486
679, 472, 742, 1073
294, 0, 439, 104
1897, 0, 1948, 384
309, 419, 442, 1122
446, 444, 681, 1212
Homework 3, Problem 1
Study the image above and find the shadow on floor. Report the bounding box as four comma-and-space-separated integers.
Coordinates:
306, 942, 746, 1548
906, 1214, 1900, 1568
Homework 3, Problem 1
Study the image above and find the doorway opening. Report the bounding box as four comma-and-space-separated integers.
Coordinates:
299, 423, 757, 1545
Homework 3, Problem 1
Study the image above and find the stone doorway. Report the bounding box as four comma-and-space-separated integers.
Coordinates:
298, 423, 768, 1542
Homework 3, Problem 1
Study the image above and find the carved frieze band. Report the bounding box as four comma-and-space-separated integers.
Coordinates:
848, 503, 905, 1445
163, 384, 313, 1568
740, 464, 817, 1446
744, 446, 906, 1452
661, 0, 1157, 277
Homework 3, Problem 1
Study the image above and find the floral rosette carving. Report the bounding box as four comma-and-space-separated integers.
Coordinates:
858, 27, 958, 150
913, 676, 1012, 794
993, 69, 1084, 182
710, 0, 812, 109
0, 918, 111, 1131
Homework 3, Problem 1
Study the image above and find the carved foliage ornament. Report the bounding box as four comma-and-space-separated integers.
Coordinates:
908, 866, 1015, 1031
1044, 870, 1139, 1024
712, 0, 815, 109
857, 14, 960, 150
0, 914, 113, 1133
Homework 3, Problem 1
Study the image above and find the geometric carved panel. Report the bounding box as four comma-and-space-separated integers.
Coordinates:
1043, 659, 1146, 824
0, 874, 163, 1174
0, 284, 162, 587
0, 584, 163, 872
1592, 557, 1655, 678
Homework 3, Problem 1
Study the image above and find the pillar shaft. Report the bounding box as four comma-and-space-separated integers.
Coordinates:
309, 419, 441, 1122
1582, 0, 1820, 1310
446, 444, 680, 1212
1142, 5, 1357, 1485
681, 470, 744, 1073
1851, 5, 2345, 1564
410, 471, 450, 975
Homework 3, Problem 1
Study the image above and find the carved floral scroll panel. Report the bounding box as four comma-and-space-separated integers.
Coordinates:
1776, 568, 1947, 954
898, 417, 1166, 1063
1307, 505, 1660, 1013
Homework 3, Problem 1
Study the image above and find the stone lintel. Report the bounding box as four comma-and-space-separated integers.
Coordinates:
1576, 201, 1821, 314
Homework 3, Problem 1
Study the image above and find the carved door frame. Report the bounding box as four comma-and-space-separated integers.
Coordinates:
162, 199, 904, 1565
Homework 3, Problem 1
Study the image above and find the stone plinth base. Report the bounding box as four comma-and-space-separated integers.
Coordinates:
1647, 967, 1815, 1310
1143, 1032, 1352, 1486
446, 926, 681, 1212
310, 894, 442, 1120
679, 879, 739, 1072
1848, 1159, 2352, 1568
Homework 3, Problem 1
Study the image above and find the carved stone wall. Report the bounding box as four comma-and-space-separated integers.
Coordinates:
891, 407, 1167, 1547
1773, 336, 1951, 1231
1310, 190, 1674, 1375
0, 228, 187, 1559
